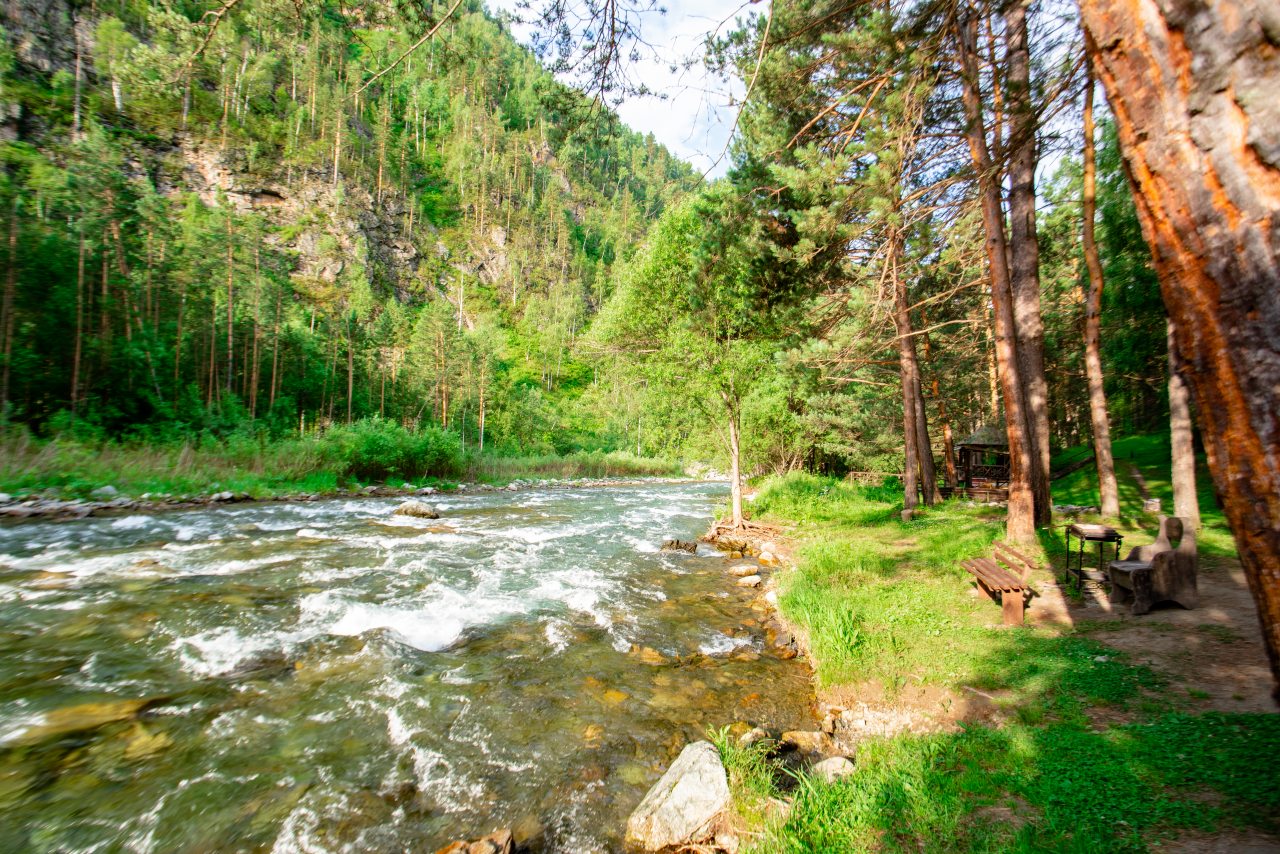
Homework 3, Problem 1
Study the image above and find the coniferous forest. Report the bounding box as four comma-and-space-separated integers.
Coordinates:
1, 1, 1278, 852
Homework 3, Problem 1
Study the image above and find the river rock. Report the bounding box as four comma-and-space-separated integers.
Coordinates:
2, 698, 155, 748
779, 730, 836, 762
625, 740, 730, 851
393, 500, 439, 519
433, 828, 514, 854
757, 550, 779, 566
91, 485, 119, 499
211, 490, 235, 502
630, 645, 668, 666
416, 486, 438, 495
811, 756, 856, 782
736, 574, 762, 588
661, 539, 698, 553
738, 726, 777, 750
728, 564, 757, 577
0, 492, 11, 503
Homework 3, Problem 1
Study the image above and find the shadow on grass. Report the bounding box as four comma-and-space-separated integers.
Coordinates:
746, 472, 1278, 853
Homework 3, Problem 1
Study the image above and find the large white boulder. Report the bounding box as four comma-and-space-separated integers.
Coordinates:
625, 740, 730, 851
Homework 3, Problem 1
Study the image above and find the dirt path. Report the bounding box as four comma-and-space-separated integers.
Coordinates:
1032, 554, 1277, 714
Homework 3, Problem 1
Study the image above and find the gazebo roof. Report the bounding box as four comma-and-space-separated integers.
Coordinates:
957, 423, 1008, 448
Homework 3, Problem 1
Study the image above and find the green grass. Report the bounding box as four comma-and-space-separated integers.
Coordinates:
0, 431, 683, 501
1050, 434, 1237, 556
728, 470, 1277, 852
743, 713, 1280, 853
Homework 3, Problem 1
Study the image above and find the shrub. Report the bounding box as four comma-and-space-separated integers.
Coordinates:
317, 419, 462, 481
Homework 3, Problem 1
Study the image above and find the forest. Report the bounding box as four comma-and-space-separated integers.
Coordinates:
0, 0, 1172, 487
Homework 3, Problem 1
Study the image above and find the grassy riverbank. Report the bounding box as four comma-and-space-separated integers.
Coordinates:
722, 472, 1279, 852
0, 427, 683, 501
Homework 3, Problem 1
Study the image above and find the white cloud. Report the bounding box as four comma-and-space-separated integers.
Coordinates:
485, 0, 753, 177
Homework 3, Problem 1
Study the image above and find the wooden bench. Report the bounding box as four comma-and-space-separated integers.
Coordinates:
961, 542, 1039, 625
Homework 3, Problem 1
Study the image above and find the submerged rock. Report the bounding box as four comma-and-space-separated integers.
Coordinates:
661, 539, 697, 554
630, 645, 669, 666
625, 740, 730, 851
2, 698, 156, 748
393, 500, 440, 519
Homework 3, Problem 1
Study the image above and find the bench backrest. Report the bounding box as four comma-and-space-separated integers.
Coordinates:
993, 542, 1038, 581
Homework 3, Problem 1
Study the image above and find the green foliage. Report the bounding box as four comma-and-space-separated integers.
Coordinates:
0, 1, 696, 463
316, 418, 462, 481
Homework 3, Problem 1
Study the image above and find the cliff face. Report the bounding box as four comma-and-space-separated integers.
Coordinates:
4, 0, 77, 74
166, 139, 428, 297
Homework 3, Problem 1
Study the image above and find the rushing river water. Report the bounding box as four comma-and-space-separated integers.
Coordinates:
0, 481, 816, 853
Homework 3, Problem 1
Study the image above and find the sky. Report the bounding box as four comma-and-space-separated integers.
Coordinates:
484, 0, 753, 177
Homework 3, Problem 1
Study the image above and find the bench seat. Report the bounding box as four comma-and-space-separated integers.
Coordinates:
961, 542, 1040, 626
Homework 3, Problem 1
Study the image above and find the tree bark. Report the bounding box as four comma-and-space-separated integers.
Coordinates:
957, 13, 1037, 542
891, 230, 922, 513
1081, 57, 1121, 518
1004, 0, 1052, 526
726, 395, 744, 528
912, 373, 940, 504
1168, 320, 1200, 530
1081, 0, 1280, 697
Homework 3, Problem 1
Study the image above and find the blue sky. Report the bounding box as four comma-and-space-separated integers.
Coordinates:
485, 0, 754, 177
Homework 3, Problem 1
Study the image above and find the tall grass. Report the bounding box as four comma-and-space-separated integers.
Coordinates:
467, 450, 682, 482
0, 426, 684, 499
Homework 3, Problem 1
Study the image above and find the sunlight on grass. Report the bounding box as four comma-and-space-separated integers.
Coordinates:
737, 470, 1274, 853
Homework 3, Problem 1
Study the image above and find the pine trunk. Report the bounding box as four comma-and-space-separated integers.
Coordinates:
891, 232, 921, 513
1081, 58, 1121, 518
1081, 0, 1280, 696
1004, 0, 1052, 526
957, 13, 1037, 542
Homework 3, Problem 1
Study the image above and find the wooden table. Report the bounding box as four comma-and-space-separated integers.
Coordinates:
1064, 523, 1124, 593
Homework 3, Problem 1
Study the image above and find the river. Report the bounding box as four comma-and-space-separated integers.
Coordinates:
0, 481, 815, 852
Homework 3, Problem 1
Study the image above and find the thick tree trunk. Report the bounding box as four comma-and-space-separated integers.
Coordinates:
1004, 0, 1052, 526
1081, 60, 1121, 518
957, 13, 1037, 542
1168, 320, 1200, 530
912, 375, 940, 504
1081, 0, 1280, 697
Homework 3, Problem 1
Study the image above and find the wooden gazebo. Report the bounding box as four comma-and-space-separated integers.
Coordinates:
946, 423, 1010, 501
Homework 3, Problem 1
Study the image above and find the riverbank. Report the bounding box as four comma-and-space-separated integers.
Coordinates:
0, 430, 687, 517
715, 473, 1279, 852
